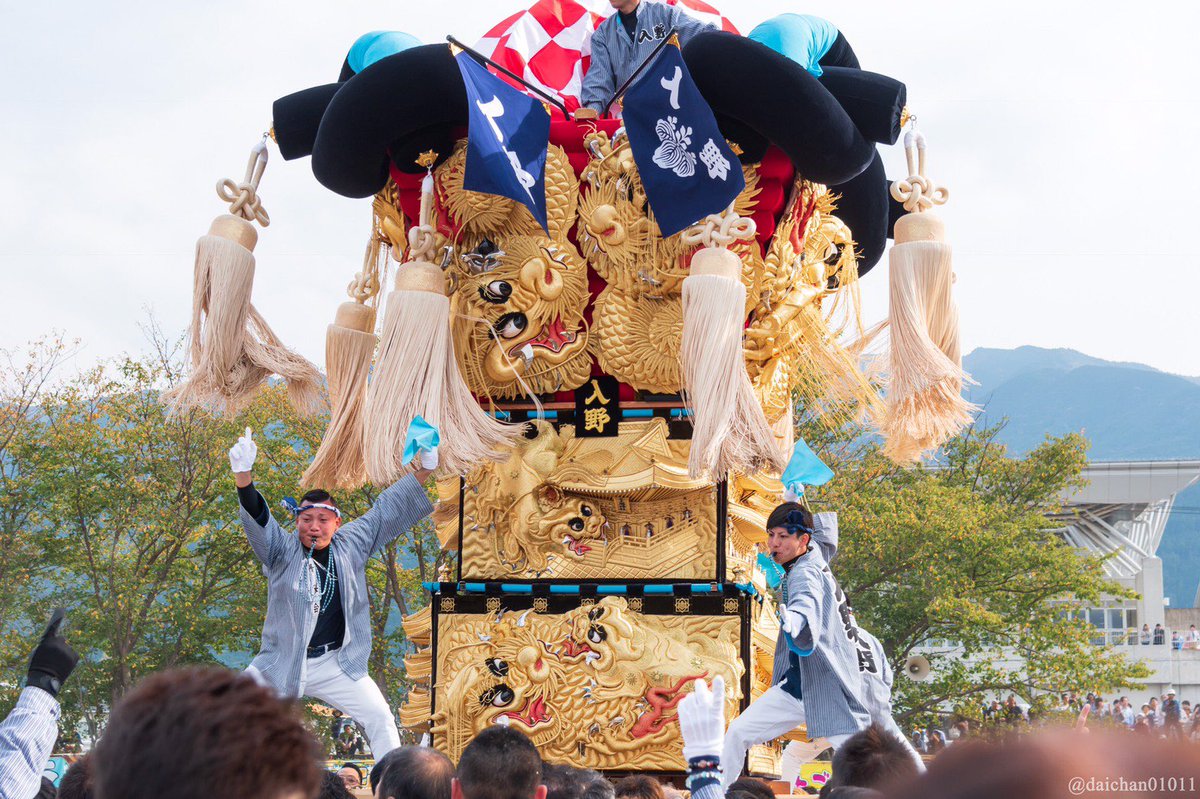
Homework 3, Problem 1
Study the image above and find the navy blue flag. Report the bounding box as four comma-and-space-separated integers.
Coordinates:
622, 45, 745, 237
455, 52, 550, 233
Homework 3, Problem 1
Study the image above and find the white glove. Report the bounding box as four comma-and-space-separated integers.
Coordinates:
418, 445, 439, 471
780, 608, 807, 638
228, 427, 257, 473
677, 676, 726, 762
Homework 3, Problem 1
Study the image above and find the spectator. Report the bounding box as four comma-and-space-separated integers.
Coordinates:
1140, 624, 1151, 644
1154, 623, 1166, 645
927, 730, 947, 754
543, 764, 609, 799
580, 779, 615, 799
1004, 695, 1025, 724
338, 723, 367, 758
888, 730, 1200, 799
1172, 631, 1184, 650
374, 746, 454, 799
1120, 697, 1135, 727
821, 723, 922, 793
338, 762, 365, 791
1188, 625, 1200, 649
910, 728, 928, 754
321, 771, 355, 799
1164, 690, 1184, 740
0, 610, 79, 799
1149, 697, 1162, 728
453, 727, 545, 799
91, 667, 322, 799
613, 776, 664, 799
1141, 703, 1157, 730
726, 778, 775, 799
1133, 716, 1152, 736
57, 753, 92, 799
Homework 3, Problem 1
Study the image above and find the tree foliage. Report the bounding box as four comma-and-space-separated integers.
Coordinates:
803, 417, 1151, 726
0, 335, 440, 747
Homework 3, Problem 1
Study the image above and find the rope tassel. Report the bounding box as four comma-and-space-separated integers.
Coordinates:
166, 139, 322, 417
362, 167, 519, 481
881, 129, 976, 462
680, 209, 785, 480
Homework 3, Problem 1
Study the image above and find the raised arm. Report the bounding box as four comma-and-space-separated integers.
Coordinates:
230, 428, 288, 568
0, 612, 78, 799
336, 449, 437, 560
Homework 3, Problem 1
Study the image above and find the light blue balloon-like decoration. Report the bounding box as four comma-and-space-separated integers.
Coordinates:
347, 31, 423, 75
747, 14, 839, 77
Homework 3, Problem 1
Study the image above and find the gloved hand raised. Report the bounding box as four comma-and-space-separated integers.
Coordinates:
27, 609, 79, 698
418, 445, 439, 471
228, 427, 258, 473
677, 676, 726, 762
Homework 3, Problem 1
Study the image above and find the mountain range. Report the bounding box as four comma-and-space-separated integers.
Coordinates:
962, 346, 1200, 606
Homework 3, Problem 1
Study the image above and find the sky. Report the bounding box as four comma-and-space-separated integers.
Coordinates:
1, 0, 1198, 378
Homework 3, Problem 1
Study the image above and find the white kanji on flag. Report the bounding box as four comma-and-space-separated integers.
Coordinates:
699, 138, 731, 181
652, 116, 697, 178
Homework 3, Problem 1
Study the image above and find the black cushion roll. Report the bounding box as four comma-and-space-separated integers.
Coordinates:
829, 149, 889, 277
682, 31, 874, 186
272, 83, 341, 161
817, 66, 906, 146
312, 44, 468, 198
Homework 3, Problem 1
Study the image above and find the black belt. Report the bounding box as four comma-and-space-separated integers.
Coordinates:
307, 641, 342, 659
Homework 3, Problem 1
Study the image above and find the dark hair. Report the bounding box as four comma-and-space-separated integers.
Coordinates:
376, 746, 453, 799
35, 777, 56, 799
819, 788, 882, 799
728, 778, 776, 799
340, 762, 365, 782
767, 502, 813, 536
302, 489, 337, 507
320, 771, 355, 799
457, 727, 544, 799
612, 776, 663, 799
580, 777, 615, 799
91, 667, 322, 799
58, 754, 92, 799
543, 764, 606, 799
829, 723, 921, 791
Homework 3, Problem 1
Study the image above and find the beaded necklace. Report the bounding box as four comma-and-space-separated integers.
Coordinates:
302, 545, 338, 615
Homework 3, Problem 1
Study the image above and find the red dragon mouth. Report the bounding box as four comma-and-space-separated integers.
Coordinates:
555, 637, 596, 660
502, 695, 552, 728
510, 316, 576, 356
562, 535, 592, 557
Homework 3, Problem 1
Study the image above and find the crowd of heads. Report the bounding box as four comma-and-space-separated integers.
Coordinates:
32, 664, 1200, 799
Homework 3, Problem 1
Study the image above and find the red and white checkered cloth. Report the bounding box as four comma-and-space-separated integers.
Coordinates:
474, 0, 738, 113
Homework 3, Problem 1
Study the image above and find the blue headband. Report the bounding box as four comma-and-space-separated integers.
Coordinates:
280, 497, 342, 519
783, 509, 814, 537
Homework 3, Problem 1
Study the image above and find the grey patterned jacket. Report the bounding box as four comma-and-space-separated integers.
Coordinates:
771, 512, 873, 738
240, 475, 433, 696
580, 1, 715, 112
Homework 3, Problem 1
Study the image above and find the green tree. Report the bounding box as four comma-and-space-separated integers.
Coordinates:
803, 419, 1150, 727
0, 334, 440, 749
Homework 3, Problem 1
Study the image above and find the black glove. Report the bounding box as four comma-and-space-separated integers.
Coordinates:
27, 608, 79, 698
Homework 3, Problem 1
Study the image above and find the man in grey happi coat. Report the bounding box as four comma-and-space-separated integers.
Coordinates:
229, 427, 436, 759
579, 0, 715, 116
721, 502, 873, 789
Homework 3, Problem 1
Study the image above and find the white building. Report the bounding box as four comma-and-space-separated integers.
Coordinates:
1048, 460, 1200, 699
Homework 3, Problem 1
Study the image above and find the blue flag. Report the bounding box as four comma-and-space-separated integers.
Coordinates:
622, 45, 745, 237
781, 438, 835, 497
455, 52, 550, 233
